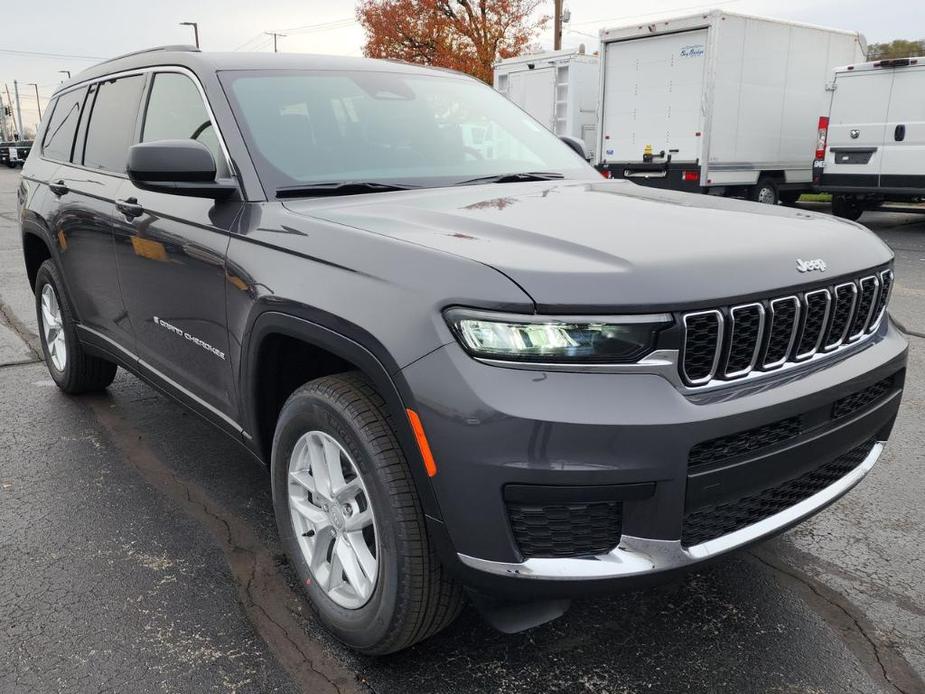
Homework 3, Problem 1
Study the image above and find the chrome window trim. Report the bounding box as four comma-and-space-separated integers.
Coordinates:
724, 302, 765, 379
824, 282, 858, 351
762, 296, 801, 370
681, 309, 724, 385
458, 442, 884, 580
848, 275, 879, 342
46, 65, 236, 178
795, 288, 832, 361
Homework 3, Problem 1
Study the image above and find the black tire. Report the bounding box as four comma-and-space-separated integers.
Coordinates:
271, 372, 464, 655
779, 190, 801, 206
749, 178, 779, 205
34, 259, 117, 393
832, 194, 863, 221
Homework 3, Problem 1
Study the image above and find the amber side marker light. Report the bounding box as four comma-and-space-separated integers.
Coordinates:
406, 409, 438, 477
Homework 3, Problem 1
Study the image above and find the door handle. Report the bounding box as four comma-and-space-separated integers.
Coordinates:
895, 124, 906, 142
48, 180, 69, 197
116, 197, 144, 219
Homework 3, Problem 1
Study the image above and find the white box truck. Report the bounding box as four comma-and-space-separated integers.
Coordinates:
596, 11, 866, 204
814, 56, 925, 220
494, 48, 600, 161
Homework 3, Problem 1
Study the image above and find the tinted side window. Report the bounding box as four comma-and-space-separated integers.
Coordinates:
41, 88, 85, 162
82, 75, 145, 173
142, 72, 229, 177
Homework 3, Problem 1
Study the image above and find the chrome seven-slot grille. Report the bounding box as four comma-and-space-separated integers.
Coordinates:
681, 269, 893, 386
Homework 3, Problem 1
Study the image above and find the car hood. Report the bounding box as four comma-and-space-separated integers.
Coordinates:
283, 179, 893, 312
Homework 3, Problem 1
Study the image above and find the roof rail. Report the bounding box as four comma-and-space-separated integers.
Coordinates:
94, 44, 200, 67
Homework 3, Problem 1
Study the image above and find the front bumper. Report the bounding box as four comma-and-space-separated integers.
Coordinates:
402, 318, 906, 594
457, 441, 882, 580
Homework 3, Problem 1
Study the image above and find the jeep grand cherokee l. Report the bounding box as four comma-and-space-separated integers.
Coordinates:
18, 46, 906, 654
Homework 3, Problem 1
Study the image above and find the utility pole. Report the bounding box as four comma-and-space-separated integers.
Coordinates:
59, 70, 71, 80
28, 83, 42, 120
180, 21, 200, 48
0, 92, 8, 141
4, 84, 18, 140
554, 0, 563, 50
265, 32, 286, 53
13, 81, 24, 140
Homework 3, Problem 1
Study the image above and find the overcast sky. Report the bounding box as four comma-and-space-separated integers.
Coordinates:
2, 0, 921, 136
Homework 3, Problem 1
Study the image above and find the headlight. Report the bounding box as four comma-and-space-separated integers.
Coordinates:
445, 308, 670, 364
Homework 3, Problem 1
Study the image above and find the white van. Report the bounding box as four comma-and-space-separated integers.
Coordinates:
596, 11, 866, 204
814, 57, 925, 219
494, 48, 600, 161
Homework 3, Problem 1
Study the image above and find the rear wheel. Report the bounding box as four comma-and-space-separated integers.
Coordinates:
749, 178, 779, 205
779, 190, 801, 206
271, 372, 463, 654
832, 193, 863, 221
35, 260, 117, 393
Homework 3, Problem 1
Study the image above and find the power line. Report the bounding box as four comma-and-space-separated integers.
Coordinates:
0, 47, 104, 61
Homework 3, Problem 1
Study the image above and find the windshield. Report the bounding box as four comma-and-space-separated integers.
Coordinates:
219, 69, 594, 196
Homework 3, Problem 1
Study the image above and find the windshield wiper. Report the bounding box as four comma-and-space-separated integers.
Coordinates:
276, 181, 421, 198
455, 171, 565, 186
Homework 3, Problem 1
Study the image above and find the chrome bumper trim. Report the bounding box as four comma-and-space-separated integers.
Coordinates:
457, 442, 884, 580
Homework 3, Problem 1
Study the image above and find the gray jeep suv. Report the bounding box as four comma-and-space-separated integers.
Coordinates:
18, 46, 906, 654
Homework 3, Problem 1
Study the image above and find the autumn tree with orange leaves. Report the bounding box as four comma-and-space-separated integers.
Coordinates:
356, 0, 548, 83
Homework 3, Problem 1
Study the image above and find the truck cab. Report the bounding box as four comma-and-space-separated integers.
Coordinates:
815, 57, 925, 219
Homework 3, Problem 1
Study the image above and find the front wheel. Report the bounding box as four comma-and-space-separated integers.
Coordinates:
35, 259, 117, 393
271, 372, 463, 654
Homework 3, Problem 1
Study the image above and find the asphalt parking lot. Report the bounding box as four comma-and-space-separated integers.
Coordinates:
1, 166, 923, 694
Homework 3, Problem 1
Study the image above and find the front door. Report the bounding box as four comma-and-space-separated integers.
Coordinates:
111, 70, 244, 426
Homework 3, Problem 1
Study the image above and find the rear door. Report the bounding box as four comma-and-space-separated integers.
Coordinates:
879, 64, 925, 191
48, 76, 144, 352
600, 29, 707, 164
507, 67, 556, 131
823, 70, 892, 189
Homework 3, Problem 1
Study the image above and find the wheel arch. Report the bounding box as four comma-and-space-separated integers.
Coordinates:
22, 229, 54, 293
242, 310, 443, 520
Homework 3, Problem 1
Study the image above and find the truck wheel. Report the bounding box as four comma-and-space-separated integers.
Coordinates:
779, 191, 801, 206
34, 260, 117, 393
832, 194, 863, 221
749, 178, 779, 205
271, 372, 464, 654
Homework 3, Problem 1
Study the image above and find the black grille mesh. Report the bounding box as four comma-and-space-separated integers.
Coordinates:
683, 313, 720, 382
679, 269, 892, 386
764, 299, 798, 366
833, 376, 894, 419
688, 417, 802, 470
508, 501, 623, 558
825, 284, 856, 348
849, 277, 878, 338
870, 271, 893, 332
796, 292, 829, 357
725, 306, 762, 375
681, 439, 876, 547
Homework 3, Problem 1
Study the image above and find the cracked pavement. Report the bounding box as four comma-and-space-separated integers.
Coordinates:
1, 167, 924, 693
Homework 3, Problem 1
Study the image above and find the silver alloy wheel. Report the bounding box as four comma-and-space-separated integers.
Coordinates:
757, 185, 777, 205
288, 430, 378, 609
40, 283, 67, 371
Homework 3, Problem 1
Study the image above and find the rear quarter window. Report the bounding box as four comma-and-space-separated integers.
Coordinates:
41, 88, 86, 162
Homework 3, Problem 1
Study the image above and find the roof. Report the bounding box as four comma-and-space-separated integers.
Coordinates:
54, 46, 468, 96
494, 48, 597, 68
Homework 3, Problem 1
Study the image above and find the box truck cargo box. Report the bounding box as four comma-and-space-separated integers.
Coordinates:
494, 49, 600, 161
597, 11, 866, 204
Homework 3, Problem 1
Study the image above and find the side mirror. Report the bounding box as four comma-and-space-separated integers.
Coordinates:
559, 135, 591, 162
127, 139, 236, 198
